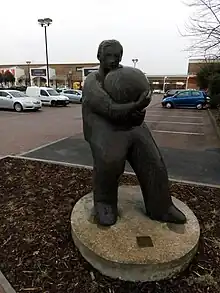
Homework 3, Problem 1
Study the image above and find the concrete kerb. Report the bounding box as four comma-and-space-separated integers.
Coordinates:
0, 161, 17, 293
0, 155, 9, 160
208, 108, 220, 140
7, 155, 220, 189
0, 271, 16, 293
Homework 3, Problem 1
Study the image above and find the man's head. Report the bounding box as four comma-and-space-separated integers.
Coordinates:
97, 40, 123, 71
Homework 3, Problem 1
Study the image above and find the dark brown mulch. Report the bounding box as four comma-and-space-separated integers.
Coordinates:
0, 157, 220, 293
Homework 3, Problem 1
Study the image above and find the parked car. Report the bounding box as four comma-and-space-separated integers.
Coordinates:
163, 89, 185, 99
56, 87, 69, 93
0, 86, 27, 92
26, 86, 69, 106
0, 90, 42, 112
161, 90, 210, 110
61, 89, 82, 103
153, 89, 164, 94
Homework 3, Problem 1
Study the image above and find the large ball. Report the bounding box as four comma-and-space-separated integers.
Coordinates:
104, 66, 150, 103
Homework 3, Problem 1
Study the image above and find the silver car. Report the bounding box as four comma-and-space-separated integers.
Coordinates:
0, 90, 42, 112
61, 89, 82, 103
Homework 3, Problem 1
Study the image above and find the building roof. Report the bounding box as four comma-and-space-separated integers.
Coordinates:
0, 62, 99, 67
188, 58, 220, 64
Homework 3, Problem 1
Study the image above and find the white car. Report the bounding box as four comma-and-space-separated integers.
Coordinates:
153, 89, 164, 94
0, 90, 42, 112
26, 86, 69, 107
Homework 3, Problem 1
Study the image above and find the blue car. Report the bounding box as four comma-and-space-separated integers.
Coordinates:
161, 90, 210, 110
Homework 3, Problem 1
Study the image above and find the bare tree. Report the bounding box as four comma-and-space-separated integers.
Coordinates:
184, 0, 220, 58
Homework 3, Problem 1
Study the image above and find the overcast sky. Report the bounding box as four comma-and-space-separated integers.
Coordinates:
1, 0, 193, 75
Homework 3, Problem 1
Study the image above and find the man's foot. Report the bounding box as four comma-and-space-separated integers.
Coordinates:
95, 202, 118, 226
148, 204, 187, 224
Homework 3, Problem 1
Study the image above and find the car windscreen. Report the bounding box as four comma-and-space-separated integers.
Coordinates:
47, 89, 59, 96
8, 91, 27, 98
167, 90, 178, 95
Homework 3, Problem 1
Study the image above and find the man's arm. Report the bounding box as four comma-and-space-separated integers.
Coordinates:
130, 109, 146, 126
83, 72, 137, 122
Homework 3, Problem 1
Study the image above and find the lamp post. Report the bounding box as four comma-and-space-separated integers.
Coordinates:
26, 61, 31, 86
68, 70, 73, 88
186, 75, 189, 89
38, 18, 52, 87
163, 76, 167, 93
132, 58, 138, 68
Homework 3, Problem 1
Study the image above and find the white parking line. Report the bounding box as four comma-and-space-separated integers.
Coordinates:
0, 112, 37, 121
147, 120, 203, 125
0, 111, 30, 116
146, 114, 203, 119
152, 130, 204, 135
19, 136, 70, 156
147, 109, 202, 113
147, 111, 203, 116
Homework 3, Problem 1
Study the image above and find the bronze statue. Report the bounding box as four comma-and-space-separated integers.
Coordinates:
82, 39, 186, 226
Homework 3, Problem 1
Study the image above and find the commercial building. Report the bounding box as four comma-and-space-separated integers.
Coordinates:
186, 58, 220, 89
0, 58, 214, 90
0, 66, 25, 85
145, 58, 219, 91
147, 75, 187, 92
0, 62, 99, 87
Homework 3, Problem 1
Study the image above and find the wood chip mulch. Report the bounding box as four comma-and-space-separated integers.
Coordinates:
0, 157, 220, 293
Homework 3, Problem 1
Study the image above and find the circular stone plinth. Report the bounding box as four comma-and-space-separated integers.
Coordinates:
71, 186, 200, 282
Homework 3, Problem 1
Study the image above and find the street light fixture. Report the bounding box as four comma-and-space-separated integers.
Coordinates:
26, 61, 31, 86
132, 58, 138, 68
38, 18, 53, 87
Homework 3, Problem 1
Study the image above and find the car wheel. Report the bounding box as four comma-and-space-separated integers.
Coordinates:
51, 100, 56, 107
165, 102, 173, 109
14, 103, 23, 112
196, 103, 203, 110
80, 98, 82, 103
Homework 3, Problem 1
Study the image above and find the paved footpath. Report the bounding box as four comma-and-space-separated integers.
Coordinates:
20, 95, 220, 186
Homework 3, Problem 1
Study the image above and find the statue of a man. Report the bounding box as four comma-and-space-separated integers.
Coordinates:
82, 39, 186, 226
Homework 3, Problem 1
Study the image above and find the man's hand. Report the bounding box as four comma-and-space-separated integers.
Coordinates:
134, 89, 152, 111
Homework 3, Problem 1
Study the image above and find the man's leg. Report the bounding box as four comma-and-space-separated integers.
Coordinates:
127, 124, 186, 224
90, 129, 129, 226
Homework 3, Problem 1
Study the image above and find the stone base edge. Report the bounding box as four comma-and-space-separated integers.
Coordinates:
71, 226, 199, 282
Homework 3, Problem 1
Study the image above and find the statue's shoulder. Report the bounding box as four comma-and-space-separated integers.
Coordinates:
87, 70, 99, 80
84, 70, 99, 86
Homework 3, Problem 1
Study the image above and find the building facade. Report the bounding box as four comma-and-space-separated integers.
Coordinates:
147, 58, 219, 91
0, 62, 99, 87
0, 58, 213, 90
147, 75, 187, 92
0, 66, 25, 85
186, 58, 220, 89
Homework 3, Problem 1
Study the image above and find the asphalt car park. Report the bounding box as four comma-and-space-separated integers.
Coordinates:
145, 103, 219, 151
0, 104, 82, 157
15, 94, 220, 186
